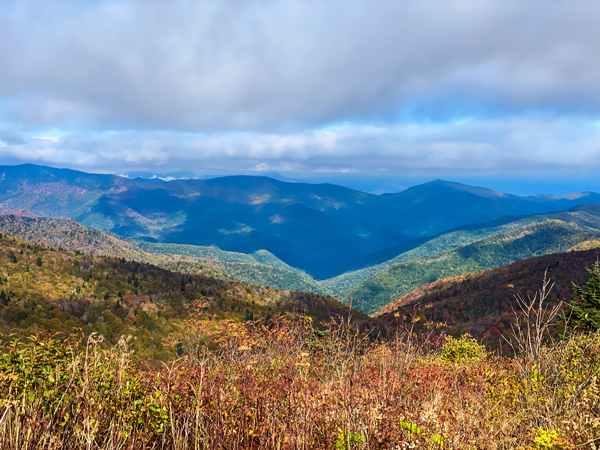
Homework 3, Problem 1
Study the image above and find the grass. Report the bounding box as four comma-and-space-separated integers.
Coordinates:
0, 307, 599, 449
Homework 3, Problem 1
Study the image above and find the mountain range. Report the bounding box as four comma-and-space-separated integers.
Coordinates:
1, 164, 600, 279
1, 162, 600, 353
338, 206, 600, 313
1, 209, 598, 356
0, 212, 327, 295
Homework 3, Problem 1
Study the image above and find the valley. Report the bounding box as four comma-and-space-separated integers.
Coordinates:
2, 164, 600, 279
1, 165, 600, 449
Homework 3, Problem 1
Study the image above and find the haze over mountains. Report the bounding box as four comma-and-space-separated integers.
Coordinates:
2, 164, 600, 280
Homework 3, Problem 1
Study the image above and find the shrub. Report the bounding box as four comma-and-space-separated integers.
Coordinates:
441, 333, 486, 363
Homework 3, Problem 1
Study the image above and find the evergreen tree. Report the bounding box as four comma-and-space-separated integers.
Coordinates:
566, 260, 600, 332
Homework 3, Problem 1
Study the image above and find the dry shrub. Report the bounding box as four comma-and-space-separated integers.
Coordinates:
0, 309, 599, 449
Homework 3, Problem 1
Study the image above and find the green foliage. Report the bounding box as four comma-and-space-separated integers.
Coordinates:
432, 433, 447, 448
564, 260, 600, 332
534, 428, 560, 449
334, 429, 365, 449
399, 419, 423, 435
441, 334, 486, 363
0, 333, 171, 444
0, 334, 77, 414
351, 220, 600, 314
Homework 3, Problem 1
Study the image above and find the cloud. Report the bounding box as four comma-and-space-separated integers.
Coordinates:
1, 0, 599, 187
1, 0, 600, 131
1, 116, 599, 178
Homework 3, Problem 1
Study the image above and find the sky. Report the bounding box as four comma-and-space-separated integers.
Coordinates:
1, 0, 600, 195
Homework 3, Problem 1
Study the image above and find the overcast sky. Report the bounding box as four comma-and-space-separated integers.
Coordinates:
1, 0, 600, 194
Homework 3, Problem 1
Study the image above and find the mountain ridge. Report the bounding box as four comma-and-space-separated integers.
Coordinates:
376, 246, 600, 349
345, 218, 600, 314
0, 213, 330, 295
1, 163, 600, 278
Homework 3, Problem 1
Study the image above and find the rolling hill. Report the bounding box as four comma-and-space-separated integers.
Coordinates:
324, 204, 600, 295
0, 233, 373, 360
0, 213, 329, 295
346, 219, 600, 314
3, 205, 600, 310
2, 164, 600, 278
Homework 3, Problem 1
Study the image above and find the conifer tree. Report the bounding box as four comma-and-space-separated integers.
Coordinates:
566, 260, 600, 332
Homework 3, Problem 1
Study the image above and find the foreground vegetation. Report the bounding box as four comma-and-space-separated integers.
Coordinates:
1, 306, 599, 449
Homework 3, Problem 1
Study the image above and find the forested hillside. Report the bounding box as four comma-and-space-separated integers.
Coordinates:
325, 204, 600, 294
377, 246, 600, 349
0, 213, 329, 295
348, 220, 600, 314
0, 233, 372, 359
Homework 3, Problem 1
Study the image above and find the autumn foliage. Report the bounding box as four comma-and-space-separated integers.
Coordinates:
1, 310, 599, 449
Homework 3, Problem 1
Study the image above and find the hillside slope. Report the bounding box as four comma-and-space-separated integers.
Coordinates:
377, 247, 600, 350
324, 204, 600, 294
0, 233, 371, 359
349, 220, 600, 314
3, 207, 600, 306
0, 213, 329, 295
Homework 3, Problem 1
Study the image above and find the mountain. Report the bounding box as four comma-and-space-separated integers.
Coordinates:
0, 233, 373, 359
323, 204, 600, 295
1, 164, 600, 278
347, 219, 600, 314
376, 247, 600, 350
5, 205, 600, 304
0, 165, 400, 278
0, 213, 329, 295
380, 179, 600, 236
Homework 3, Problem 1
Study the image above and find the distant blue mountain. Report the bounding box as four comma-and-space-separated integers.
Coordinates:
0, 164, 598, 278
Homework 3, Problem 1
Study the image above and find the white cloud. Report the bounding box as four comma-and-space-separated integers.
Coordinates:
1, 1, 600, 131
1, 116, 599, 177
1, 0, 599, 183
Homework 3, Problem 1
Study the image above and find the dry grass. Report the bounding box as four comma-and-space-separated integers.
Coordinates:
0, 310, 599, 449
